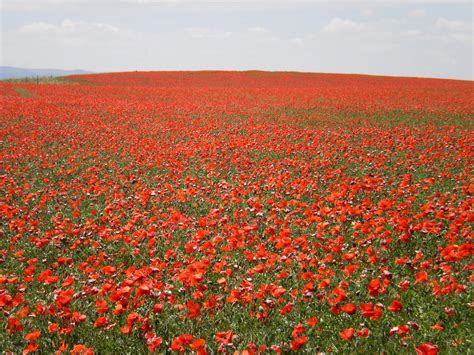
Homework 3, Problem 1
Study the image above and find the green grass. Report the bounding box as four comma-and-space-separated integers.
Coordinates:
3, 76, 75, 84
13, 87, 35, 97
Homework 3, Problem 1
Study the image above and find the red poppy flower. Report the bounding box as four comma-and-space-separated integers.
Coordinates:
339, 327, 354, 340
24, 330, 41, 341
415, 343, 438, 355
388, 299, 403, 312
290, 336, 308, 350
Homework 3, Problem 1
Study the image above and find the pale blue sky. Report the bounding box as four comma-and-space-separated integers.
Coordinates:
1, 1, 472, 79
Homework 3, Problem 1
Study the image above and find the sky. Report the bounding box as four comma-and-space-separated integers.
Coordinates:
0, 0, 473, 80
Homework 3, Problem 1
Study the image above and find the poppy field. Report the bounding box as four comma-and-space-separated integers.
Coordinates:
1, 71, 473, 354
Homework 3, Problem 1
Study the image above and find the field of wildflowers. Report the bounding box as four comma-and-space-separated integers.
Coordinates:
1, 71, 473, 354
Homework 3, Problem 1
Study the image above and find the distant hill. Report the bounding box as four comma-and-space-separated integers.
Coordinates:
0, 66, 92, 80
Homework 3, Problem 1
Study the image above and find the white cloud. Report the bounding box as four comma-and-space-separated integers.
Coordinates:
397, 29, 434, 41
130, 0, 180, 3
322, 18, 369, 34
408, 9, 426, 17
124, 0, 467, 2
435, 17, 472, 32
186, 27, 232, 39
61, 19, 120, 34
441, 33, 472, 43
19, 22, 58, 34
18, 19, 121, 35
248, 26, 269, 35
2, 0, 471, 11
362, 9, 373, 16
291, 37, 304, 46
0, 0, 181, 11
401, 29, 423, 37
